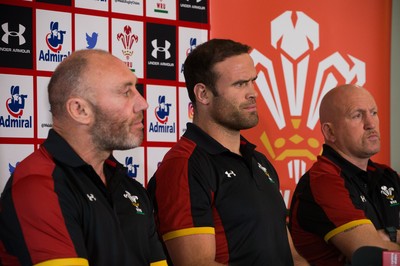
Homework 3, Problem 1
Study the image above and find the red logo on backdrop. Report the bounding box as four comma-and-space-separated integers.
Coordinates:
117, 25, 138, 60
249, 11, 366, 205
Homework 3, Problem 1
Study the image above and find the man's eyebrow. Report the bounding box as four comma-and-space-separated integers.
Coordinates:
120, 81, 135, 88
232, 75, 258, 85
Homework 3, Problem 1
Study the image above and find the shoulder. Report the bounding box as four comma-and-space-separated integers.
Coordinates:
372, 162, 399, 176
310, 155, 342, 176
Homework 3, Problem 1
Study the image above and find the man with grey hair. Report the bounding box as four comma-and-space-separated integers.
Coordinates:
0, 49, 167, 266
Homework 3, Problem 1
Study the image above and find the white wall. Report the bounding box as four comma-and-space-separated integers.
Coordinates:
391, 0, 400, 172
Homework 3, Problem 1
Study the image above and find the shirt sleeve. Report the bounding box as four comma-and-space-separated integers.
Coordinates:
307, 164, 369, 240
1, 172, 87, 265
150, 152, 215, 242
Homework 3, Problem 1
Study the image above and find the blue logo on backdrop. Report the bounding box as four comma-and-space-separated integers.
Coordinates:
39, 21, 70, 62
149, 95, 175, 133
1, 85, 32, 128
86, 32, 98, 49
125, 156, 139, 179
181, 37, 197, 73
9, 162, 19, 175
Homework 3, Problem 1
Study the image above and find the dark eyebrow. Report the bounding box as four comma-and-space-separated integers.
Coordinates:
232, 75, 258, 86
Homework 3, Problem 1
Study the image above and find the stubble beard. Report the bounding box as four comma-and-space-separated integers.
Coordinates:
90, 106, 143, 152
211, 97, 259, 131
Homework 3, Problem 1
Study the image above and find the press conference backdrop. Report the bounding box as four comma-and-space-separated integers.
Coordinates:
0, 0, 209, 191
0, 0, 398, 209
211, 0, 398, 207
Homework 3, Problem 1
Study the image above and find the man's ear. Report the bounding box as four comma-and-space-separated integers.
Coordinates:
321, 122, 335, 142
193, 83, 210, 105
66, 97, 92, 124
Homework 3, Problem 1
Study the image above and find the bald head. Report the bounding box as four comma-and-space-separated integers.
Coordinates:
319, 84, 376, 125
319, 84, 380, 168
48, 49, 118, 119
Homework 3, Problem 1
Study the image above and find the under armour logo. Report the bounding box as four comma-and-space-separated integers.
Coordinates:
151, 39, 171, 59
360, 195, 367, 202
224, 170, 236, 178
1, 23, 26, 45
87, 194, 96, 201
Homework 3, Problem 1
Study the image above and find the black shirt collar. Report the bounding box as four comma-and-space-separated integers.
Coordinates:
322, 144, 381, 182
43, 129, 87, 167
184, 123, 256, 157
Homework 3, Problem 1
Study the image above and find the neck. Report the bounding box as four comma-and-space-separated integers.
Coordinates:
330, 146, 369, 171
194, 121, 241, 155
53, 125, 110, 184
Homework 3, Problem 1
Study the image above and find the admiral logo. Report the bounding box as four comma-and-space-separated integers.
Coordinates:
154, 0, 168, 14
180, 37, 197, 73
117, 25, 138, 70
0, 85, 32, 129
39, 21, 70, 62
125, 156, 139, 179
149, 95, 176, 133
250, 11, 366, 191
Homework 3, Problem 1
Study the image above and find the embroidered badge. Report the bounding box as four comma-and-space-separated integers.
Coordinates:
257, 162, 275, 183
381, 186, 399, 206
124, 190, 145, 215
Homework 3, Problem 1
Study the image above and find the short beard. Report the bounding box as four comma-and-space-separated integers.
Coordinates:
90, 104, 143, 152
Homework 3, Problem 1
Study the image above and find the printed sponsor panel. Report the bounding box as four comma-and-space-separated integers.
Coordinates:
178, 86, 193, 138
146, 23, 176, 81
113, 147, 145, 186
0, 74, 34, 138
0, 144, 35, 192
210, 0, 391, 207
146, 85, 177, 143
75, 0, 108, 11
75, 14, 109, 51
179, 0, 208, 23
36, 9, 72, 71
178, 27, 208, 82
0, 4, 33, 69
0, 1, 210, 202
111, 18, 144, 78
112, 0, 143, 16
146, 0, 176, 20
37, 76, 52, 139
146, 147, 170, 184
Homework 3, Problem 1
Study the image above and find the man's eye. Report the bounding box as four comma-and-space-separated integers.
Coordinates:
236, 81, 247, 87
